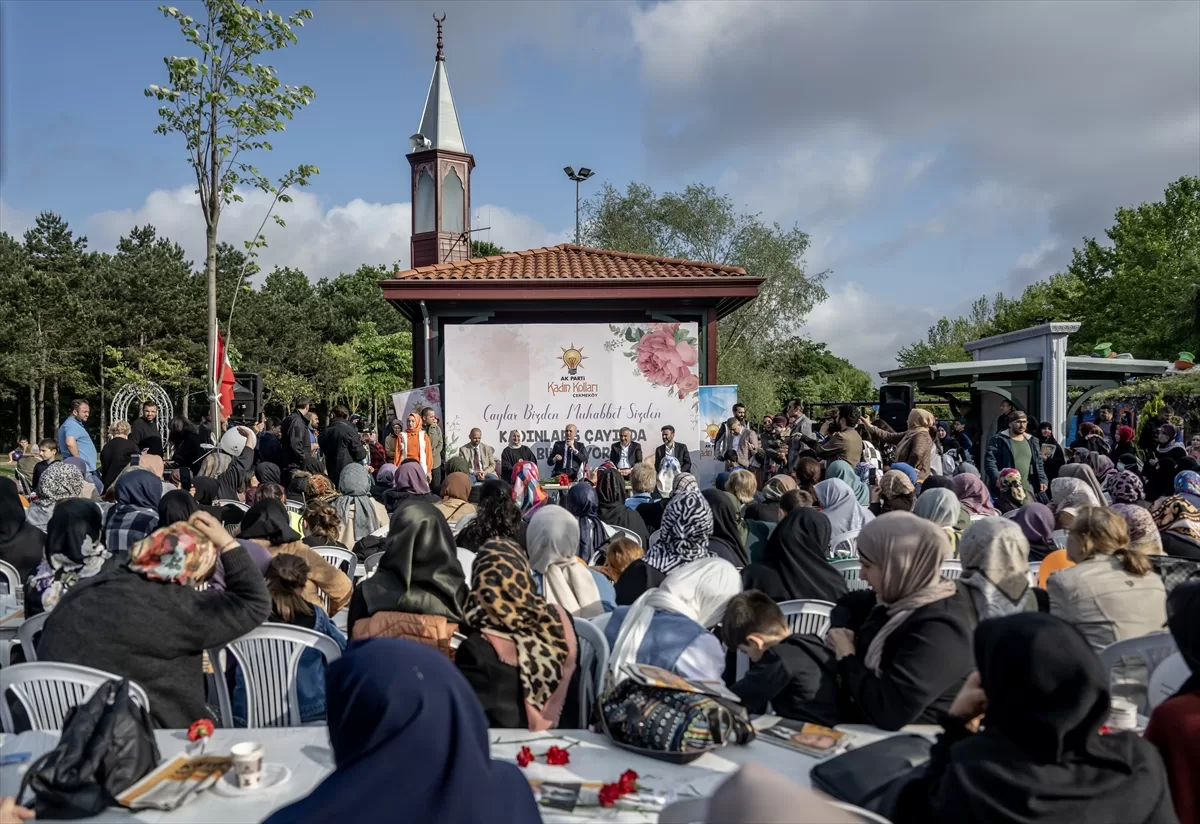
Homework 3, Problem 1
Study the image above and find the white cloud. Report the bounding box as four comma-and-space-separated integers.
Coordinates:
0, 200, 35, 239
1015, 238, 1060, 271
905, 152, 937, 184
800, 282, 941, 383
82, 186, 566, 279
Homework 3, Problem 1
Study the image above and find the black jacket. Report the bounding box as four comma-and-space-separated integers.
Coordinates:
99, 437, 140, 491
654, 442, 692, 472
547, 440, 588, 477
614, 559, 665, 606
129, 417, 159, 451
608, 441, 643, 469
499, 445, 536, 485
38, 547, 270, 728
318, 418, 366, 488
280, 410, 312, 470
731, 635, 839, 726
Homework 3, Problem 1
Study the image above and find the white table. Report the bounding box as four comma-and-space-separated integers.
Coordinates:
0, 597, 24, 666
1, 722, 936, 823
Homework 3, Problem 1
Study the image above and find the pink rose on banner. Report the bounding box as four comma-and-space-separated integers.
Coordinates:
423, 386, 441, 405
677, 374, 700, 398
636, 324, 699, 388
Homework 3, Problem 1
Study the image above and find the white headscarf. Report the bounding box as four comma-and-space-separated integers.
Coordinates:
527, 506, 604, 619
813, 479, 874, 556
607, 556, 741, 685
1050, 477, 1099, 515
656, 456, 682, 497
958, 517, 1034, 620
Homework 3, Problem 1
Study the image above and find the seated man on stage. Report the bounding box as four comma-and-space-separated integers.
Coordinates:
499, 429, 535, 484
458, 428, 498, 484
548, 424, 588, 479
608, 427, 643, 477
655, 424, 692, 473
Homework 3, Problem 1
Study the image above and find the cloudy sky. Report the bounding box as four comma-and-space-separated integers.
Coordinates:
2, 0, 1197, 378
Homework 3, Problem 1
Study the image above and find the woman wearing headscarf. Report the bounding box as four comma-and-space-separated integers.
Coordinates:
385, 462, 441, 512
511, 460, 548, 518
1145, 581, 1200, 823
862, 408, 938, 481
1051, 476, 1101, 528
871, 469, 916, 516
526, 506, 614, 617
606, 556, 741, 684
595, 466, 649, 547
957, 518, 1036, 624
1111, 424, 1140, 464
157, 488, 199, 527
63, 456, 100, 501
743, 474, 796, 523
456, 538, 581, 731
386, 413, 433, 478
564, 482, 608, 561
1109, 469, 1148, 507
1148, 423, 1189, 501
38, 513, 270, 728
826, 460, 870, 507
895, 612, 1177, 824
741, 508, 847, 603
824, 512, 974, 730
814, 478, 874, 558
434, 471, 476, 527
24, 499, 109, 618
616, 488, 714, 605
993, 467, 1027, 514
1010, 501, 1059, 561
104, 470, 161, 559
1112, 503, 1164, 556
240, 499, 353, 616
1089, 452, 1117, 494
334, 463, 387, 546
953, 472, 996, 519
1176, 469, 1200, 507
25, 461, 85, 532
889, 461, 919, 486
1151, 494, 1200, 560
913, 487, 963, 554
702, 487, 749, 567
0, 477, 44, 582
264, 640, 540, 824
244, 461, 281, 508
348, 500, 467, 653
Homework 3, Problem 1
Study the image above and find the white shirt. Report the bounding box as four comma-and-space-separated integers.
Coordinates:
618, 443, 632, 469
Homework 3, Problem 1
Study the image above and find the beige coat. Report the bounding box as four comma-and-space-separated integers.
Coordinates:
1047, 554, 1167, 651
337, 498, 389, 548
252, 539, 354, 616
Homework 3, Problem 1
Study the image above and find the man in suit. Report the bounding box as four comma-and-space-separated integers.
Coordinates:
716, 416, 760, 469
458, 428, 498, 484
713, 402, 749, 445
279, 395, 313, 488
655, 424, 692, 472
548, 424, 588, 479
608, 427, 643, 476
318, 404, 367, 488
499, 429, 535, 484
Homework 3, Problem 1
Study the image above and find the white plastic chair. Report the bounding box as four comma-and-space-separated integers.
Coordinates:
940, 560, 963, 580
0, 559, 20, 599
1052, 529, 1069, 549
829, 529, 861, 558
778, 599, 835, 638
1098, 631, 1179, 714
1, 662, 151, 732
1027, 562, 1041, 587
832, 559, 870, 591
215, 499, 249, 512
16, 611, 50, 663
452, 512, 476, 534
589, 612, 613, 634
311, 546, 357, 579
573, 617, 609, 725
658, 796, 707, 824
284, 499, 304, 514
209, 624, 343, 728
1147, 652, 1191, 711
364, 551, 384, 577
830, 800, 895, 823
606, 524, 642, 547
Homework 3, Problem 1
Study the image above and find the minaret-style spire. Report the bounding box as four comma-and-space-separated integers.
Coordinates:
413, 13, 465, 154
434, 12, 444, 62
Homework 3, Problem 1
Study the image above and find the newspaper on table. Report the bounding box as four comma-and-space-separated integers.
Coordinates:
755, 718, 851, 759
530, 781, 671, 813
621, 664, 741, 702
117, 755, 233, 811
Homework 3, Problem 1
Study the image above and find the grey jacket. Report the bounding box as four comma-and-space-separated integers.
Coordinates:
1047, 554, 1167, 652
425, 423, 444, 468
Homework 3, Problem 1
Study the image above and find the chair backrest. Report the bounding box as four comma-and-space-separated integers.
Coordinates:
284, 499, 304, 513
829, 529, 862, 559
831, 559, 870, 591
607, 524, 642, 547
572, 617, 610, 725
209, 624, 342, 728
940, 560, 963, 580
1147, 652, 1191, 711
648, 529, 661, 547
1, 662, 151, 732
452, 512, 475, 534
588, 612, 613, 634
0, 559, 20, 599
1052, 529, 1069, 549
215, 499, 249, 512
17, 611, 50, 663
778, 599, 835, 638
364, 551, 385, 577
829, 800, 895, 824
311, 546, 357, 579
1098, 631, 1179, 714
657, 796, 708, 824
1027, 562, 1041, 587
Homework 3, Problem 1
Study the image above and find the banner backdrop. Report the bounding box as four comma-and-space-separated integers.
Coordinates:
696, 385, 738, 489
390, 386, 442, 427
443, 322, 701, 466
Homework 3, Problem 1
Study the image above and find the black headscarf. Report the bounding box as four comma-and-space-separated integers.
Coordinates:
565, 483, 608, 561
920, 474, 956, 493
255, 462, 282, 485
748, 508, 847, 603
702, 488, 748, 566
192, 476, 220, 505
595, 467, 650, 547
596, 467, 627, 505
46, 499, 103, 566
359, 500, 466, 622
940, 613, 1173, 824
1167, 581, 1200, 697
157, 489, 199, 526
0, 477, 45, 580
239, 499, 302, 545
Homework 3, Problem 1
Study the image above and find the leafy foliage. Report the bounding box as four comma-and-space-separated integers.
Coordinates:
470, 240, 505, 258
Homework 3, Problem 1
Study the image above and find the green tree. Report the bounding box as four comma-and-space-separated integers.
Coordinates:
897, 297, 999, 367
470, 240, 505, 258
146, 0, 318, 429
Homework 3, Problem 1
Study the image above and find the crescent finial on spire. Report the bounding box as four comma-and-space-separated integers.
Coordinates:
434, 13, 446, 62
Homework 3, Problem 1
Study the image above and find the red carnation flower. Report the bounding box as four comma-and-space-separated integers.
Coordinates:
544, 745, 570, 766
516, 746, 535, 768
557, 474, 571, 486
598, 783, 622, 808
618, 769, 638, 794
187, 719, 215, 742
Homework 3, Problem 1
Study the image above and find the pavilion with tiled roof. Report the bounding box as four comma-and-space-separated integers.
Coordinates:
379, 19, 762, 387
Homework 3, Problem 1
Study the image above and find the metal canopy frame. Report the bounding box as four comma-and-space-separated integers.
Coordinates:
110, 382, 173, 455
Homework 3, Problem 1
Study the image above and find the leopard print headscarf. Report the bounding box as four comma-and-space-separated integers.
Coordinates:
465, 538, 570, 711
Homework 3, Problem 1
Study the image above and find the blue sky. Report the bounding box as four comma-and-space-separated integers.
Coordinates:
2, 0, 1197, 378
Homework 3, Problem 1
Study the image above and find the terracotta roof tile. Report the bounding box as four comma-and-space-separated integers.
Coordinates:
388, 244, 750, 281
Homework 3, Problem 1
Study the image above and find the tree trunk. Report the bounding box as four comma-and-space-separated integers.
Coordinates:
182, 390, 189, 420
52, 379, 60, 438
37, 378, 45, 440
206, 222, 220, 435
29, 384, 36, 445
99, 348, 106, 448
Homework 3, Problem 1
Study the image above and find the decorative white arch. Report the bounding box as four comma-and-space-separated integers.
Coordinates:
111, 382, 174, 455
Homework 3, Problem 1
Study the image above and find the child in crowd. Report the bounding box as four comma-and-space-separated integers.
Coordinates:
30, 438, 59, 490
778, 488, 814, 515
724, 590, 838, 724
302, 500, 346, 549
593, 536, 643, 584
234, 554, 346, 724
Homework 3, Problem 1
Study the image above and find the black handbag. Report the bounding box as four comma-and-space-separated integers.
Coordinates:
19, 679, 160, 819
809, 733, 932, 816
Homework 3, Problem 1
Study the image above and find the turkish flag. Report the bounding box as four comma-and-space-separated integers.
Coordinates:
214, 332, 236, 419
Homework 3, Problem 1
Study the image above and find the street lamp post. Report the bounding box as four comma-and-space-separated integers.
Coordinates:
563, 166, 594, 245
